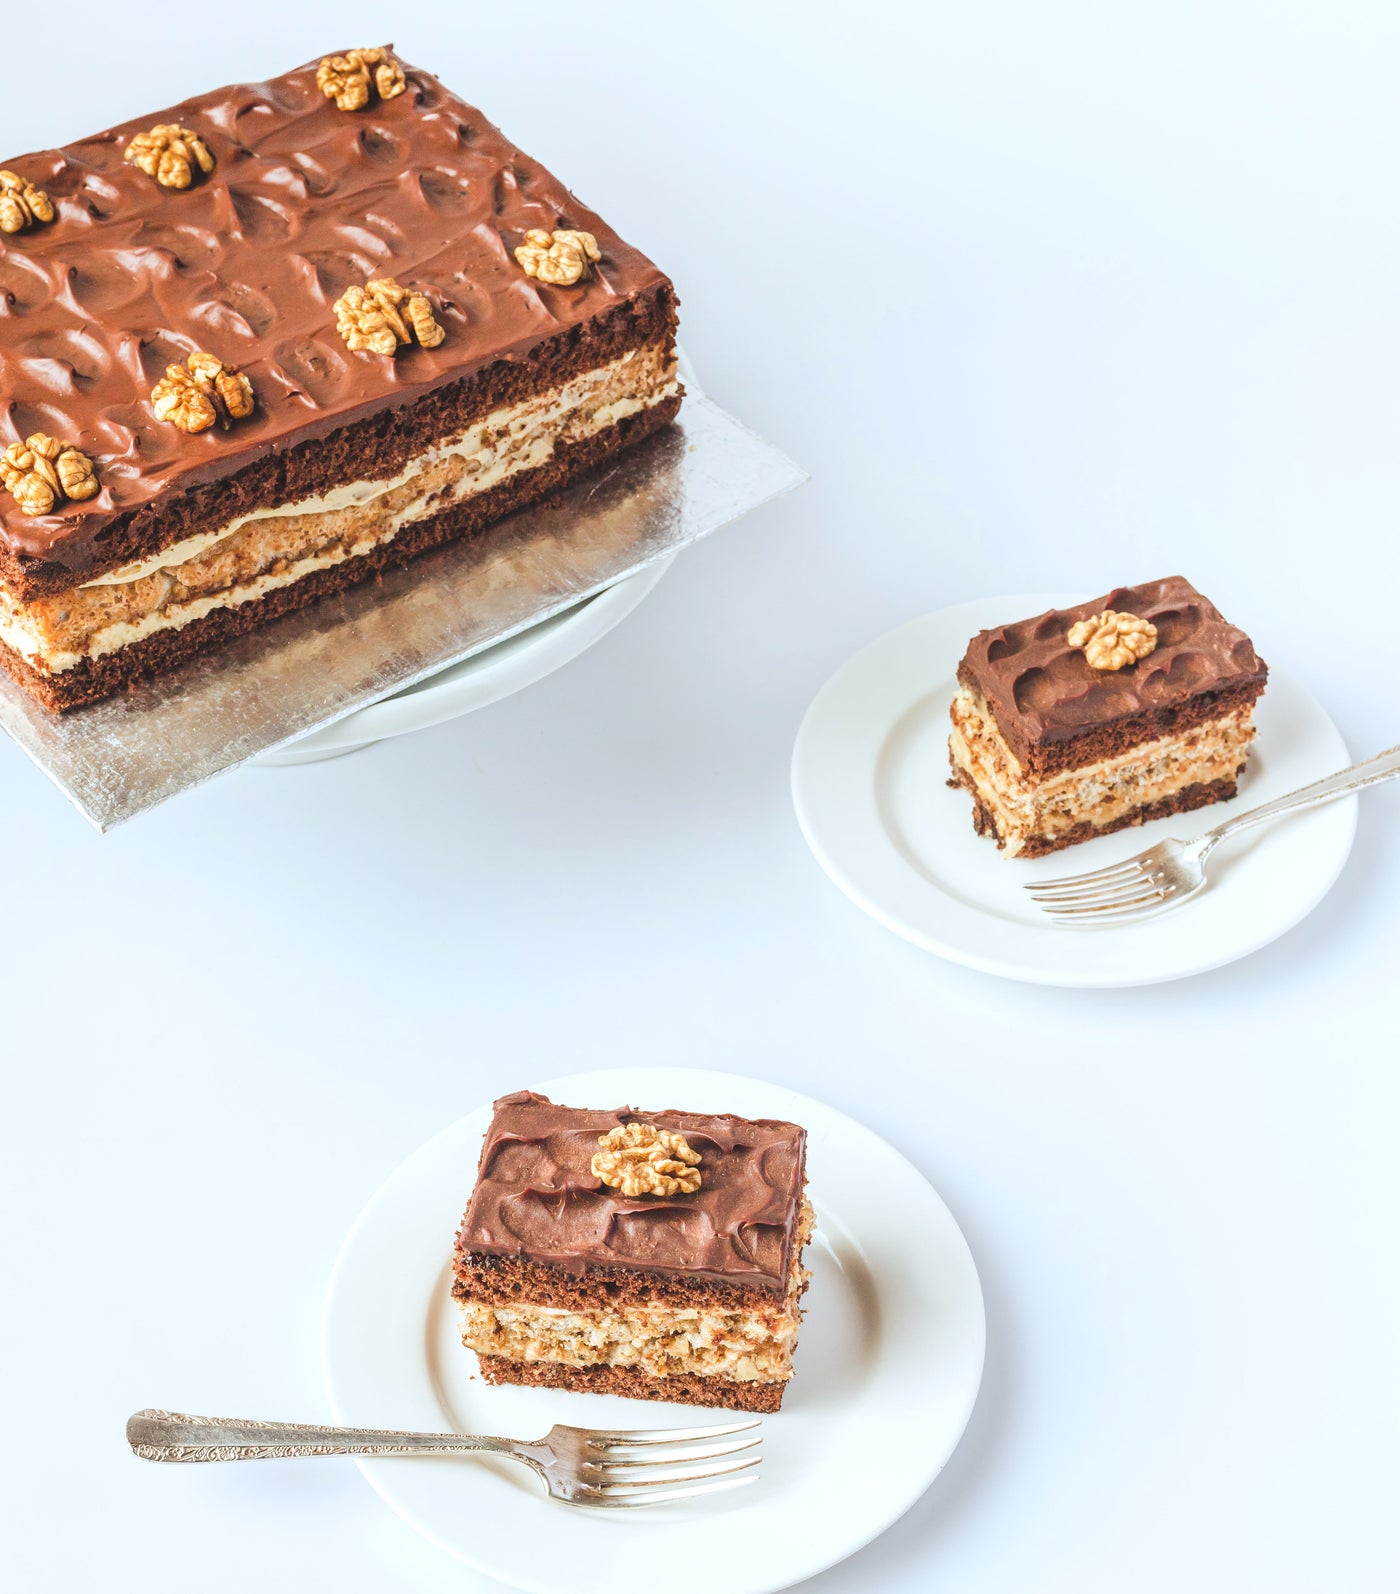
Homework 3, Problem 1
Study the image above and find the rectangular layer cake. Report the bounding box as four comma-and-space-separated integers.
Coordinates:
0, 47, 679, 711
948, 576, 1268, 857
452, 1092, 813, 1412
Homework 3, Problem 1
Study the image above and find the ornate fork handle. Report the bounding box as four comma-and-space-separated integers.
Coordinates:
1202, 742, 1400, 851
126, 1408, 522, 1463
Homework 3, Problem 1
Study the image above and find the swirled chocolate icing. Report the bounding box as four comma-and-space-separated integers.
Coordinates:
0, 50, 669, 574
958, 576, 1268, 772
459, 1092, 807, 1294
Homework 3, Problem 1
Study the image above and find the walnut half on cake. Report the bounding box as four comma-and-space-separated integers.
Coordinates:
452, 1092, 813, 1413
948, 577, 1268, 858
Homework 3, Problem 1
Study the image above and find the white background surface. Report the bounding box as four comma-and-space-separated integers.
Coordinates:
2, 3, 1398, 1590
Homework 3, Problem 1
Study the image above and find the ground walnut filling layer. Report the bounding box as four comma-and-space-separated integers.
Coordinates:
0, 341, 676, 676
457, 1201, 814, 1386
949, 686, 1257, 856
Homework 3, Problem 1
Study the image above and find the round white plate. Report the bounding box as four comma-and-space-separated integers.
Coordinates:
255, 556, 673, 766
792, 595, 1356, 988
321, 1066, 986, 1594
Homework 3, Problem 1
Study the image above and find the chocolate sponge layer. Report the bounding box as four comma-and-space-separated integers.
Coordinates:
451, 1243, 780, 1318
476, 1355, 787, 1413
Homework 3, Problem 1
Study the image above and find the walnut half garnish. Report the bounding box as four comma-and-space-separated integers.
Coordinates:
151, 351, 255, 434
316, 47, 406, 111
124, 124, 216, 190
0, 169, 55, 234
333, 277, 446, 355
592, 1122, 703, 1198
1, 434, 99, 517
1067, 609, 1159, 671
514, 228, 601, 287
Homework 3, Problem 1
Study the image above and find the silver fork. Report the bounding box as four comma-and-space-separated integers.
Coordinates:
126, 1408, 761, 1508
1024, 742, 1400, 925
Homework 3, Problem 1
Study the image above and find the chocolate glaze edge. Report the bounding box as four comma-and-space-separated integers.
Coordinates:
456, 1091, 808, 1294
959, 576, 1268, 769
0, 50, 672, 572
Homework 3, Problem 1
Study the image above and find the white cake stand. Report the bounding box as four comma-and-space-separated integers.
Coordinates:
256, 349, 701, 768
253, 552, 673, 766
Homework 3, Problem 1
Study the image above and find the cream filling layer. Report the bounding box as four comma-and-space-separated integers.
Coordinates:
949, 687, 1256, 856
457, 1297, 801, 1384
0, 345, 677, 674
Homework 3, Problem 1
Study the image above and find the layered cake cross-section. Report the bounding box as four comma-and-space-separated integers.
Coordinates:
0, 47, 679, 711
452, 1092, 813, 1413
948, 577, 1268, 857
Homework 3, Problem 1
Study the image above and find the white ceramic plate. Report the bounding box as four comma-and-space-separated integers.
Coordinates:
791, 596, 1356, 988
321, 1066, 985, 1594
254, 556, 672, 765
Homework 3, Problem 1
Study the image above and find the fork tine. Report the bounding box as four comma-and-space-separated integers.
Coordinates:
1026, 862, 1147, 893
1043, 884, 1170, 911
1027, 873, 1164, 907
1044, 888, 1174, 921
583, 1472, 760, 1508
1051, 905, 1174, 927
595, 1454, 764, 1490
1020, 860, 1148, 899
586, 1419, 759, 1448
588, 1436, 761, 1469
1023, 861, 1146, 893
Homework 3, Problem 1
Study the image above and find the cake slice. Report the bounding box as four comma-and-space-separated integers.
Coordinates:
452, 1092, 813, 1412
0, 47, 679, 711
948, 576, 1268, 858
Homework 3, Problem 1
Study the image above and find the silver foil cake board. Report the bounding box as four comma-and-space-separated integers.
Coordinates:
0, 389, 806, 830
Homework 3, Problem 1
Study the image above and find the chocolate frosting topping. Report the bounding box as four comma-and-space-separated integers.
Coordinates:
459, 1092, 807, 1294
959, 576, 1268, 763
0, 50, 667, 573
